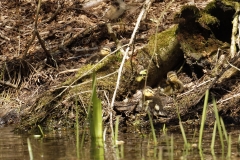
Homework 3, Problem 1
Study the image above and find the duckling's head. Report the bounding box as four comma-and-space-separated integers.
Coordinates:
143, 86, 155, 97
104, 0, 126, 20
100, 46, 111, 56
167, 71, 178, 82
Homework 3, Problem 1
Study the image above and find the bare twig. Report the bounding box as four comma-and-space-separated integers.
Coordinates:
23, 0, 41, 56
23, 0, 57, 67
0, 80, 17, 88
57, 70, 118, 89
230, 12, 238, 58
0, 32, 10, 41
34, 0, 57, 68
42, 1, 61, 23
23, 32, 36, 56
217, 93, 240, 104
35, 29, 57, 68
226, 60, 240, 71
109, 0, 153, 135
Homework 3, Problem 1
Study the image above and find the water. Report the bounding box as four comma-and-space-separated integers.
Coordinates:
0, 126, 240, 160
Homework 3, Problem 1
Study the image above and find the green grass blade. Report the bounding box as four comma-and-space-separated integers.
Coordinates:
27, 138, 33, 160
179, 121, 188, 149
37, 125, 44, 137
90, 71, 103, 140
171, 134, 174, 160
211, 121, 217, 156
114, 116, 120, 145
212, 96, 224, 156
147, 111, 157, 146
220, 117, 229, 144
198, 90, 209, 150
227, 134, 231, 159
75, 98, 80, 158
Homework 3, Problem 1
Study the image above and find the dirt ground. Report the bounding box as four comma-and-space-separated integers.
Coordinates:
0, 0, 239, 130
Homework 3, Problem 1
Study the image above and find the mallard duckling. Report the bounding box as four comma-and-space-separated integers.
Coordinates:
143, 86, 166, 117
161, 71, 184, 95
104, 0, 126, 20
99, 46, 111, 57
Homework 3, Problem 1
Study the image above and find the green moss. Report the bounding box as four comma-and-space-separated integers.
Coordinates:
62, 54, 119, 87
205, 0, 237, 13
147, 25, 178, 58
222, 0, 236, 6
204, 1, 216, 12
67, 54, 119, 95
180, 5, 200, 15
198, 13, 219, 26
35, 92, 54, 108
77, 64, 93, 75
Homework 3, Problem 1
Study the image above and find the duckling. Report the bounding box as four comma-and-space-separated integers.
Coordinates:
143, 86, 167, 117
99, 46, 111, 57
104, 0, 126, 20
161, 71, 184, 96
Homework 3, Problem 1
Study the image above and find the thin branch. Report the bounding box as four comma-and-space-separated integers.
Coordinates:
42, 1, 61, 23
35, 28, 57, 68
33, 0, 57, 67
217, 93, 240, 104
230, 6, 240, 58
23, 0, 41, 57
0, 32, 10, 41
109, 0, 153, 135
0, 80, 18, 88
23, 32, 36, 57
226, 60, 240, 71
56, 70, 118, 89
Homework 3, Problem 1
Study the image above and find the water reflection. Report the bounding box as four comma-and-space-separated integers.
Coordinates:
0, 126, 240, 160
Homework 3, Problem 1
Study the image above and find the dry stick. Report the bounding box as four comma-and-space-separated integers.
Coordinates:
230, 13, 238, 58
34, 0, 57, 68
35, 29, 57, 68
42, 1, 61, 23
238, 11, 240, 50
23, 0, 57, 67
231, 6, 240, 58
57, 70, 118, 89
0, 32, 10, 41
227, 60, 240, 71
109, 0, 152, 136
217, 93, 240, 104
0, 80, 17, 88
22, 0, 41, 57
23, 33, 36, 57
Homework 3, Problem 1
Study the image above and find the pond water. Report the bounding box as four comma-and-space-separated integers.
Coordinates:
0, 125, 240, 160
